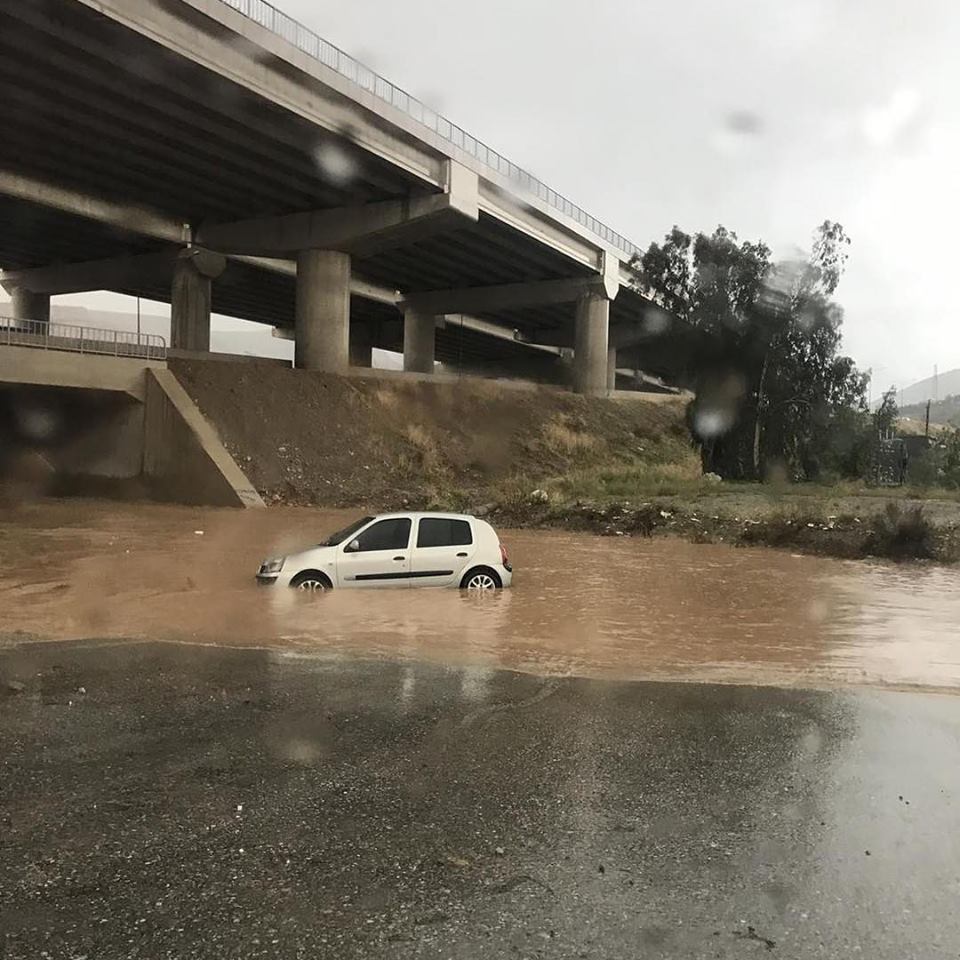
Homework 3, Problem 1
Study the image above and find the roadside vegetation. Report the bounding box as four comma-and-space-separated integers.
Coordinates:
629, 221, 869, 484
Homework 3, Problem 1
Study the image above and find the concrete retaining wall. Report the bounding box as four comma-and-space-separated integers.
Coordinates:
143, 368, 263, 508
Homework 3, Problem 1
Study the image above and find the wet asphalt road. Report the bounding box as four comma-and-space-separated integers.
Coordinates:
2, 642, 959, 959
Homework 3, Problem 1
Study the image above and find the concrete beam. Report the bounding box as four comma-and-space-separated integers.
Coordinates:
0, 168, 186, 244
437, 314, 562, 355
225, 255, 399, 305
525, 316, 668, 352
2, 250, 399, 308
2, 251, 182, 296
600, 250, 621, 300
196, 162, 479, 257
402, 276, 611, 317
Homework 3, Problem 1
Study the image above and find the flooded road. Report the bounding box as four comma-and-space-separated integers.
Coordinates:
2, 499, 960, 690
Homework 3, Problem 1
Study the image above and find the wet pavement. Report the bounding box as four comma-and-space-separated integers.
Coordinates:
2, 640, 960, 959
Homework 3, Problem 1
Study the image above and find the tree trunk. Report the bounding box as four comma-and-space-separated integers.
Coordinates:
753, 352, 770, 479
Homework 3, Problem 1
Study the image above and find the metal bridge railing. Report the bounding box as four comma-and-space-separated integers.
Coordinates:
0, 317, 167, 361
219, 0, 641, 260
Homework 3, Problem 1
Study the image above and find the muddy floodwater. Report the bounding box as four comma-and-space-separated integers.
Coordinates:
2, 499, 960, 691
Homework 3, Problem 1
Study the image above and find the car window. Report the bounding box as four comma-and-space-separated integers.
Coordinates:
417, 518, 473, 548
353, 518, 411, 552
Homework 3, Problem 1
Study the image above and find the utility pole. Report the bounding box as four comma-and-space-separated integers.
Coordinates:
925, 399, 931, 438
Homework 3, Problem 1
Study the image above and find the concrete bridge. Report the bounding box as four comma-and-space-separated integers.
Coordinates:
0, 0, 672, 395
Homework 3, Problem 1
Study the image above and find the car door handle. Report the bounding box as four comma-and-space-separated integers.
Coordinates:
456, 552, 468, 557
393, 556, 406, 561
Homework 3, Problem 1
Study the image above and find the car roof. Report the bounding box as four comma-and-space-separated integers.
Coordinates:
370, 511, 477, 522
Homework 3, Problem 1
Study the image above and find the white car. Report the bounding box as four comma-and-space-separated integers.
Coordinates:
256, 512, 513, 591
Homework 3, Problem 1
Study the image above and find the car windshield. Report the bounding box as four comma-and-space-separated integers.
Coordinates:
318, 516, 373, 547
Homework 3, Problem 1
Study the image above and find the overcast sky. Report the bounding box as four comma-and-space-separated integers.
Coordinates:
276, 0, 959, 391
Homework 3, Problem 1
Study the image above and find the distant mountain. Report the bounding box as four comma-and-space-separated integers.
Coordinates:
48, 304, 170, 339
890, 368, 960, 408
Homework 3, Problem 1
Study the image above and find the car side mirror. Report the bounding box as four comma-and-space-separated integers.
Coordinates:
345, 539, 360, 553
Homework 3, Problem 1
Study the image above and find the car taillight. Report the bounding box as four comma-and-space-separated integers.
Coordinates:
500, 542, 509, 566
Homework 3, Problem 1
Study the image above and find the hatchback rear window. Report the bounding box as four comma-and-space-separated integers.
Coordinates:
417, 518, 473, 548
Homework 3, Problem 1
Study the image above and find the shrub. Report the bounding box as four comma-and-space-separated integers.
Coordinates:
867, 502, 934, 560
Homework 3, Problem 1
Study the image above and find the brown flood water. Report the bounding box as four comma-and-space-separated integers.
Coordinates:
2, 499, 960, 691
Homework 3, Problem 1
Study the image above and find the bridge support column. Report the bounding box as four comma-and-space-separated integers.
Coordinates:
10, 288, 50, 323
573, 291, 610, 396
295, 250, 350, 372
607, 347, 618, 392
171, 250, 225, 352
403, 309, 436, 373
349, 323, 373, 368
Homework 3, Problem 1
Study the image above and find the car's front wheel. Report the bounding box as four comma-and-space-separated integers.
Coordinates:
290, 571, 332, 592
460, 567, 502, 590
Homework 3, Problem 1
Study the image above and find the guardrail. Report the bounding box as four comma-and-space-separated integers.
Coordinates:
0, 317, 167, 360
219, 0, 640, 260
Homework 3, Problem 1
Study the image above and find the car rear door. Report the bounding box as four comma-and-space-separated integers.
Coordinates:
336, 517, 412, 588
409, 517, 476, 587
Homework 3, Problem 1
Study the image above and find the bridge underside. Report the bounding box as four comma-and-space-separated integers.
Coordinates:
0, 0, 686, 388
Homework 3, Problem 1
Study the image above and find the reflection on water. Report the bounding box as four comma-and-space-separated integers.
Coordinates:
2, 499, 960, 690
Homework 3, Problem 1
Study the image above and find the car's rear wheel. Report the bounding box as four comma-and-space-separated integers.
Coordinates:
460, 567, 502, 590
290, 571, 332, 592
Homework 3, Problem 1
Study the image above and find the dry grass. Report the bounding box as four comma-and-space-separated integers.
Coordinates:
547, 439, 703, 500
404, 423, 434, 451
541, 416, 601, 456
399, 423, 449, 478
373, 385, 400, 411
489, 473, 540, 509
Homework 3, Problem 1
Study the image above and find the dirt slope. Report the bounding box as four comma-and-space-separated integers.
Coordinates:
170, 358, 692, 509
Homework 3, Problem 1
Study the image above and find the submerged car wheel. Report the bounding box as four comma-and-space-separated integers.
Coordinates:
290, 571, 332, 592
461, 567, 502, 591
